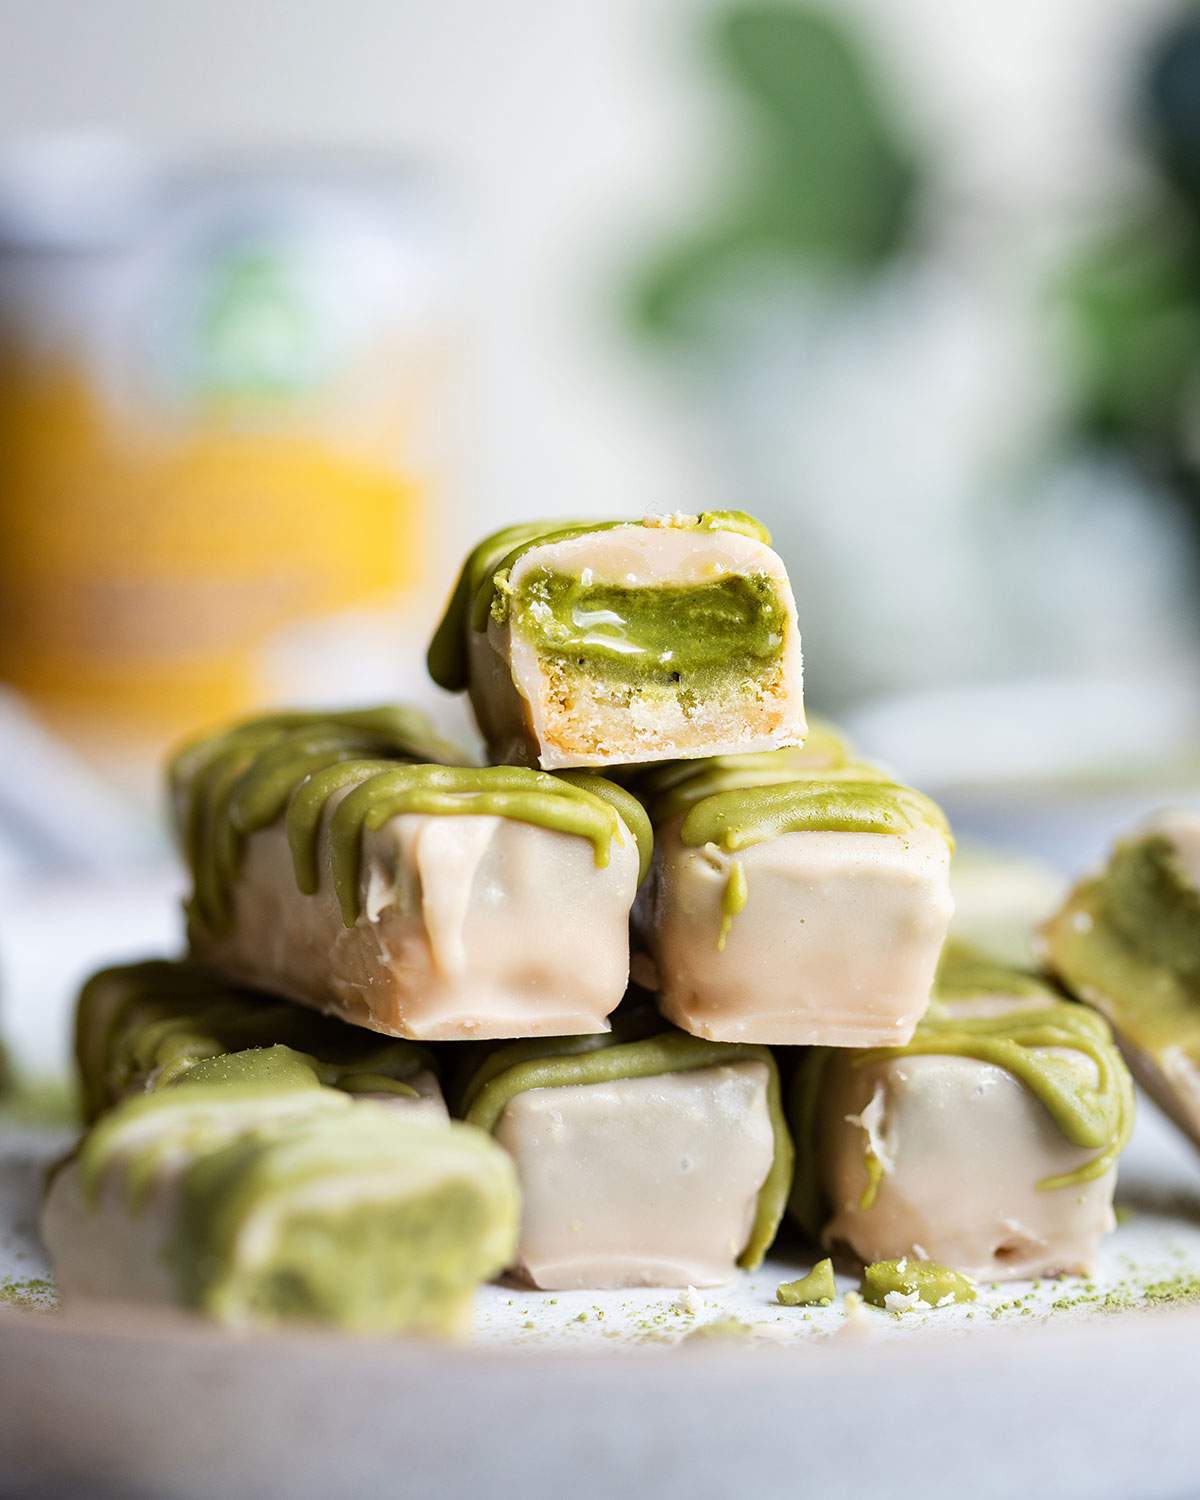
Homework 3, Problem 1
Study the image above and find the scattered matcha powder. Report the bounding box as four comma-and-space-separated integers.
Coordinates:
0, 1278, 57, 1313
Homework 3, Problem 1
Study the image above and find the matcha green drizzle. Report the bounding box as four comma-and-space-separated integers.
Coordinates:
677, 775, 953, 855
555, 771, 655, 886
718, 859, 748, 951
630, 721, 854, 821
460, 1026, 794, 1269
786, 1045, 832, 1241
789, 963, 1134, 1239
426, 511, 773, 692
172, 708, 650, 934
76, 960, 434, 1124
321, 764, 646, 927
850, 1000, 1134, 1192
170, 707, 465, 931
858, 1149, 885, 1211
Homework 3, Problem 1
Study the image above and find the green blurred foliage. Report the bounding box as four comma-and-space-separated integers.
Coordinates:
1065, 222, 1200, 451
634, 2, 918, 338
1063, 8, 1200, 532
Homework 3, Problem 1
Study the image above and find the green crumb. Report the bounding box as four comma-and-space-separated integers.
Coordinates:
777, 1258, 836, 1307
683, 1317, 754, 1343
860, 1259, 977, 1311
522, 1320, 536, 1330
575, 1311, 589, 1323
0, 1277, 58, 1313
1115, 1204, 1135, 1226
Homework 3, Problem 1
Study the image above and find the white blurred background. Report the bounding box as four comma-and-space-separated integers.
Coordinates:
3, 0, 1200, 1079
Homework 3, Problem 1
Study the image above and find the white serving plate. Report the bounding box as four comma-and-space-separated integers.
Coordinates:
3, 1100, 1200, 1500
4, 853, 1200, 1500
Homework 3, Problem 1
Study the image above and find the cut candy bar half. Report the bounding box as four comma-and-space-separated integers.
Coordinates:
427, 512, 805, 769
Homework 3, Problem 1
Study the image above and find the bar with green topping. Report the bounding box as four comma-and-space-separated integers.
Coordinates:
455, 1007, 793, 1288
790, 951, 1134, 1281
1045, 810, 1200, 1149
631, 740, 955, 1045
41, 1049, 518, 1335
75, 959, 447, 1124
171, 707, 651, 1041
427, 511, 806, 769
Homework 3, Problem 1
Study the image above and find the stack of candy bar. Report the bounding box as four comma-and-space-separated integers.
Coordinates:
42, 512, 1144, 1332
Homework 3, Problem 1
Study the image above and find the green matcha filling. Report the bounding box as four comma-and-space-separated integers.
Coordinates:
426, 510, 774, 693
171, 1111, 517, 1334
776, 1257, 835, 1306
171, 709, 651, 933
508, 569, 786, 688
860, 1259, 976, 1310
459, 1023, 794, 1270
76, 960, 434, 1123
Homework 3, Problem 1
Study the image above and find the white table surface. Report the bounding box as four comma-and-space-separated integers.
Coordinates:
4, 870, 1200, 1499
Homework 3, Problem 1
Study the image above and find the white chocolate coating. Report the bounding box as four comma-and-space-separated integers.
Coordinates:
817, 1049, 1116, 1281
43, 1162, 182, 1307
191, 796, 641, 1041
473, 521, 806, 769
358, 1070, 449, 1123
493, 1061, 774, 1289
639, 823, 953, 1046
43, 1103, 496, 1318
42, 1090, 351, 1308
